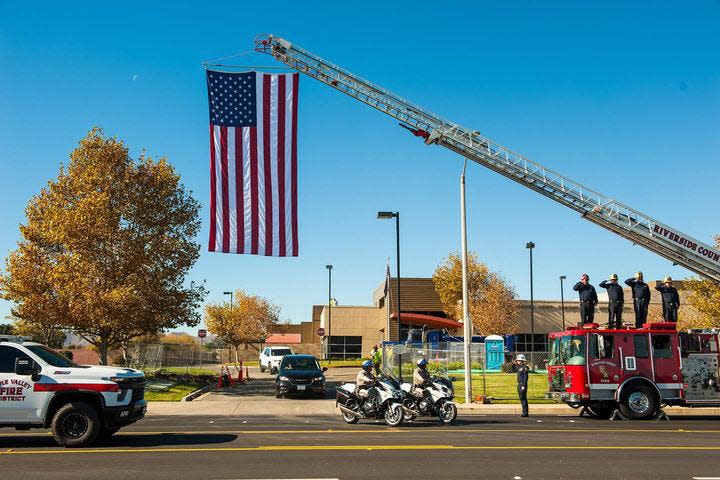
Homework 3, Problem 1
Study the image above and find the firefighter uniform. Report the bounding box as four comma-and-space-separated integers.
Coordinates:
573, 277, 598, 324
516, 356, 529, 417
655, 278, 680, 322
625, 274, 651, 328
599, 275, 624, 329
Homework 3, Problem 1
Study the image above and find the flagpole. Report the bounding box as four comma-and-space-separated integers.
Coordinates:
461, 158, 473, 404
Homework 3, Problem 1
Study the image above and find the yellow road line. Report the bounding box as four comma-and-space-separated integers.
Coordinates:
1, 427, 719, 437
2, 444, 720, 455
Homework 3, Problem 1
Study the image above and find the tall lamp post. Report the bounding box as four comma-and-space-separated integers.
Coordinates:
223, 291, 234, 310
326, 265, 333, 362
377, 211, 401, 339
525, 242, 535, 370
559, 275, 567, 330
460, 159, 472, 404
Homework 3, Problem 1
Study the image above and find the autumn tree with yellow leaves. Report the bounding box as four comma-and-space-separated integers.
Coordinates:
432, 252, 519, 335
683, 235, 720, 329
0, 128, 206, 364
204, 290, 281, 363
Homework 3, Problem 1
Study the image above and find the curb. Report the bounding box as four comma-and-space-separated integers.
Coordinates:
181, 384, 215, 402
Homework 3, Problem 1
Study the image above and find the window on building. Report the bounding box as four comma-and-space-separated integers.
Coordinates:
514, 334, 548, 352
590, 334, 614, 359
328, 336, 362, 359
633, 335, 649, 358
651, 335, 673, 359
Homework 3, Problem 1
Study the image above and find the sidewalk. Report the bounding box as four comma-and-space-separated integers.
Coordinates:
147, 396, 720, 417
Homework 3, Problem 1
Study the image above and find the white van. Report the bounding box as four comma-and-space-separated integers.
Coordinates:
0, 339, 146, 447
259, 346, 294, 374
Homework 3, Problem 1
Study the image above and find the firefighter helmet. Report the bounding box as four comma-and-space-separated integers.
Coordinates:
663, 276, 673, 283
609, 273, 618, 280
635, 271, 643, 279
515, 354, 527, 363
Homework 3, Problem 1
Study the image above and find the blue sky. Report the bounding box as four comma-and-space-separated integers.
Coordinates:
1, 2, 718, 330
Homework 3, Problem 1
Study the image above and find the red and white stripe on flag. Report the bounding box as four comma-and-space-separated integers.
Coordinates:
208, 71, 299, 256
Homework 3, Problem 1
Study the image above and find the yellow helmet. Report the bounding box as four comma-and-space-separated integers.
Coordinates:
609, 273, 618, 280
635, 271, 643, 279
663, 276, 673, 283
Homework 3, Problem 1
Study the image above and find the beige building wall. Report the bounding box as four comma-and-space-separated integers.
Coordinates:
319, 305, 385, 355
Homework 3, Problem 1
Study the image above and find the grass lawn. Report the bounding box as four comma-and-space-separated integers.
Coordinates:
144, 383, 204, 402
452, 373, 555, 404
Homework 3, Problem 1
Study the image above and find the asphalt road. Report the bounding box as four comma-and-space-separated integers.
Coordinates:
1, 414, 720, 479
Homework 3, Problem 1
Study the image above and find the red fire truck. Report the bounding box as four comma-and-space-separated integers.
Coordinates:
546, 322, 720, 419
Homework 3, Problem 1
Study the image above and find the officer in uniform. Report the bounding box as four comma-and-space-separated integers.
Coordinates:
655, 276, 680, 322
573, 274, 598, 324
356, 360, 377, 399
413, 358, 431, 392
599, 273, 624, 329
625, 272, 651, 328
515, 354, 529, 417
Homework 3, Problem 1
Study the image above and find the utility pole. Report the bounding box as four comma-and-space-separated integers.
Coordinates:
526, 242, 535, 370
326, 265, 333, 362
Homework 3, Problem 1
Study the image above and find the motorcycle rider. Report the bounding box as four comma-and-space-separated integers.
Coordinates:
413, 358, 431, 394
356, 360, 378, 410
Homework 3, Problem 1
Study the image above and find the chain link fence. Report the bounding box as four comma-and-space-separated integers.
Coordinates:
124, 343, 225, 373
381, 343, 550, 401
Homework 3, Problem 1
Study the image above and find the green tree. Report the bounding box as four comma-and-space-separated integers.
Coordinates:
0, 324, 14, 335
0, 128, 206, 364
684, 235, 720, 329
205, 290, 281, 363
433, 252, 519, 335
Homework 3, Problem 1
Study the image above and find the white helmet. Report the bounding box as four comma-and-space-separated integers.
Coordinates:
515, 354, 527, 362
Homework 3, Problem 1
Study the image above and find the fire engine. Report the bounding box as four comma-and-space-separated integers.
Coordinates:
545, 322, 720, 419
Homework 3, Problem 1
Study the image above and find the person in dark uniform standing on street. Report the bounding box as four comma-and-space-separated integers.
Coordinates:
599, 273, 624, 329
573, 274, 598, 324
655, 276, 680, 322
625, 272, 651, 328
515, 354, 529, 417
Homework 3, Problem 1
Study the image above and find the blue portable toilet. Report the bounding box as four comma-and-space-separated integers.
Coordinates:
484, 335, 505, 371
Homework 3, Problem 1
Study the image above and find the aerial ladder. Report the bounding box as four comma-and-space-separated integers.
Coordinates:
255, 35, 720, 283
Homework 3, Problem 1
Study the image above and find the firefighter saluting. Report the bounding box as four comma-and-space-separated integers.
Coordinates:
625, 272, 651, 328
599, 273, 624, 329
655, 276, 680, 322
573, 274, 598, 324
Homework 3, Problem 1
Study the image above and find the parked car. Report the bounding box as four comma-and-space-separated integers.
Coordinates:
259, 346, 294, 374
275, 354, 327, 398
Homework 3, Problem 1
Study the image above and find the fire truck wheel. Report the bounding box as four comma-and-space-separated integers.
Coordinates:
619, 384, 658, 419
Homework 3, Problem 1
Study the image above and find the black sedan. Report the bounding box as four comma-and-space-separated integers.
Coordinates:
275, 354, 327, 398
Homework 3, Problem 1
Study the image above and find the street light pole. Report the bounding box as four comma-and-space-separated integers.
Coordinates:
377, 211, 401, 340
559, 275, 567, 330
326, 265, 333, 362
460, 159, 472, 404
223, 291, 233, 310
525, 242, 535, 370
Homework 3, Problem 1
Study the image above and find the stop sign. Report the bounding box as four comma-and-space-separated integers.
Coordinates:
198, 329, 207, 338
316, 327, 325, 337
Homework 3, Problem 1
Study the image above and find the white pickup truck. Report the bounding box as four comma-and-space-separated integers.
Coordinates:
0, 339, 146, 447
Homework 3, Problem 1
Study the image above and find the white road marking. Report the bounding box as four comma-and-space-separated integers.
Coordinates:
692, 477, 720, 479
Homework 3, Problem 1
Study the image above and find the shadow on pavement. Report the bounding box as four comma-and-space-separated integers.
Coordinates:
0, 433, 238, 449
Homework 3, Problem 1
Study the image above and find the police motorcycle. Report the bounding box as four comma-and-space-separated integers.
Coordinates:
398, 359, 458, 424
336, 360, 405, 426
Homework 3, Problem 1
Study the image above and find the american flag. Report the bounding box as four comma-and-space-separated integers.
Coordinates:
206, 70, 299, 256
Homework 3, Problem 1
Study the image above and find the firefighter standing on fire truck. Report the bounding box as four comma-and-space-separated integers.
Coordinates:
655, 276, 680, 322
573, 274, 598, 324
599, 273, 624, 329
625, 272, 651, 328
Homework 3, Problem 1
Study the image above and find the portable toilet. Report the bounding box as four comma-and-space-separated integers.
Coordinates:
484, 335, 505, 371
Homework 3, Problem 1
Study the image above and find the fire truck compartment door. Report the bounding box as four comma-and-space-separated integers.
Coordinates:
588, 334, 621, 399
651, 333, 681, 399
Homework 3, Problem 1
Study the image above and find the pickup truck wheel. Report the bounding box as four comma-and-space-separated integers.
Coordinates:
51, 401, 100, 448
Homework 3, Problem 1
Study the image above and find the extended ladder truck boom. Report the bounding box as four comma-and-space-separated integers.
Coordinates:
255, 35, 720, 282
